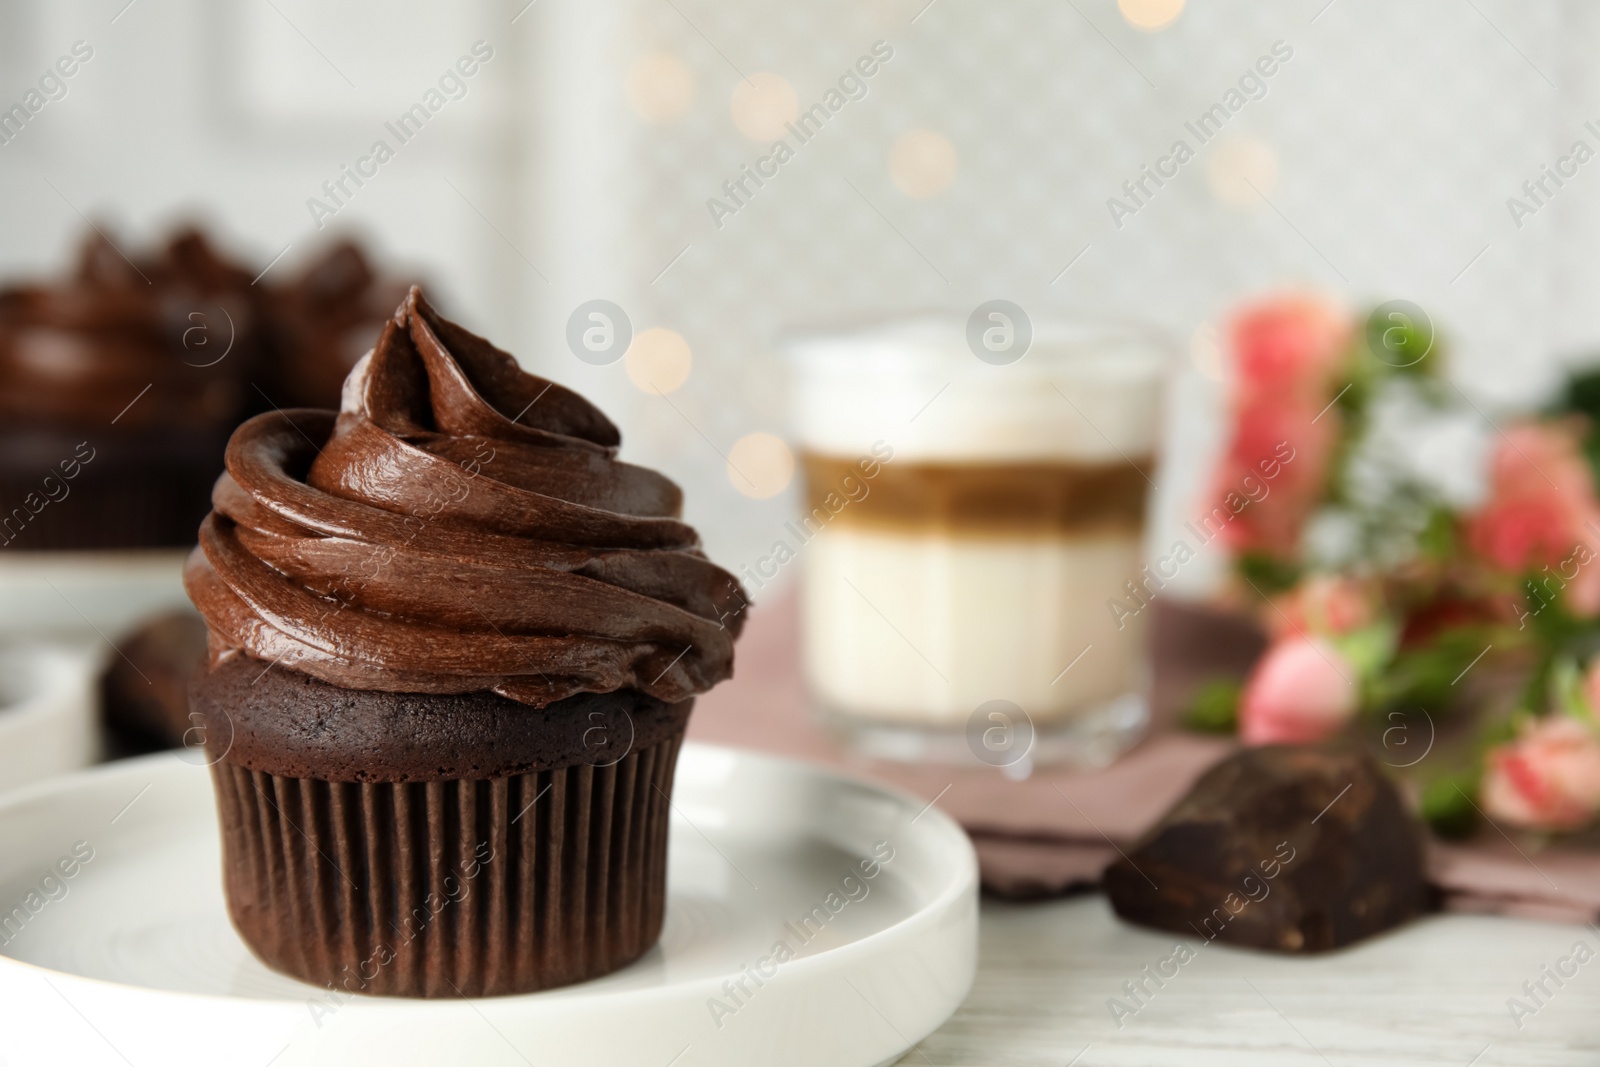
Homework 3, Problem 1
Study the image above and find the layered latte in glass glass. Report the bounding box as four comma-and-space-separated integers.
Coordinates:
787, 318, 1167, 767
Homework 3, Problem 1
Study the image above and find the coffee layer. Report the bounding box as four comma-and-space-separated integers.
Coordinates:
803, 453, 1151, 537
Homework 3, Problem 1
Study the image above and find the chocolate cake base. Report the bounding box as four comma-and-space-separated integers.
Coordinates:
191, 656, 691, 997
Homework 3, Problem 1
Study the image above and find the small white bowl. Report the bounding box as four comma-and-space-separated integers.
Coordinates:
0, 642, 99, 790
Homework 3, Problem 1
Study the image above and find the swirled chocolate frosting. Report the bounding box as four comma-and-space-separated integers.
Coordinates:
0, 229, 255, 429
185, 287, 745, 707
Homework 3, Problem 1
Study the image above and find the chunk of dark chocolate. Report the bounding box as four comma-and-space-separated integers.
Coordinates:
1104, 744, 1427, 952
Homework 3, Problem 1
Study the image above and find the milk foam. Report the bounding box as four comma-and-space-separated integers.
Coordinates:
787, 317, 1168, 462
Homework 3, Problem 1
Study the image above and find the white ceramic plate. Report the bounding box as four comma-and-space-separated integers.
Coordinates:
0, 744, 978, 1067
0, 643, 99, 791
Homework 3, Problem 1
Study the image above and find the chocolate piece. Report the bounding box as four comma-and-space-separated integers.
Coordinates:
185, 287, 747, 707
100, 609, 208, 755
1105, 744, 1428, 952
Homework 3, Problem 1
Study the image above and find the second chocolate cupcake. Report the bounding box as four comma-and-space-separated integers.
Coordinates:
0, 228, 260, 550
185, 288, 746, 997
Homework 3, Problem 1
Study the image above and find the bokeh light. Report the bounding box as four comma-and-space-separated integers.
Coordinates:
1118, 0, 1185, 31
625, 52, 695, 124
625, 327, 693, 395
730, 73, 798, 141
889, 129, 959, 199
727, 432, 795, 499
1207, 133, 1279, 207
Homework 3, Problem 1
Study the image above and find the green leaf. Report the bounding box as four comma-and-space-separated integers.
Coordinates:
1367, 624, 1497, 714
1184, 679, 1242, 734
1516, 587, 1597, 715
1362, 305, 1439, 379
1550, 656, 1590, 720
1331, 621, 1399, 681
1236, 552, 1300, 595
1421, 773, 1480, 839
1479, 711, 1524, 749
1555, 365, 1600, 421
1415, 506, 1457, 561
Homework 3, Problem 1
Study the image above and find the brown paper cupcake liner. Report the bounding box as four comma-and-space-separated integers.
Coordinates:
0, 428, 225, 551
210, 727, 683, 998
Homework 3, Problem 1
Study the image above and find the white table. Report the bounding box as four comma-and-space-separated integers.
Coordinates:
898, 896, 1598, 1066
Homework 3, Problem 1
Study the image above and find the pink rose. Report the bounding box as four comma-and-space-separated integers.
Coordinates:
1208, 400, 1338, 557
1273, 574, 1376, 639
1238, 636, 1360, 745
1569, 563, 1600, 618
1230, 295, 1351, 405
1465, 420, 1600, 617
1481, 717, 1600, 832
1206, 295, 1350, 560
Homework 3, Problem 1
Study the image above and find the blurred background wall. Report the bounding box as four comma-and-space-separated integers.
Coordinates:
0, 0, 1595, 595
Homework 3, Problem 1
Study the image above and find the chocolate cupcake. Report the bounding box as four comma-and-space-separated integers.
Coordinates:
0, 228, 260, 550
185, 288, 745, 997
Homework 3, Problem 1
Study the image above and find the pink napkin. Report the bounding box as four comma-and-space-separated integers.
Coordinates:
690, 587, 1600, 923
1429, 839, 1600, 925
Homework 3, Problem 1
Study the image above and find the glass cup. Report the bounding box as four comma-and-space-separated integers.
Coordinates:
785, 317, 1168, 769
